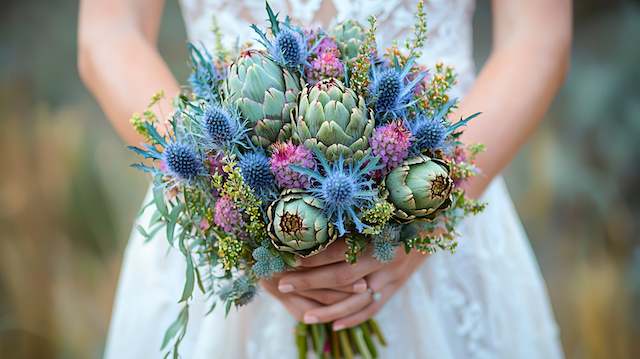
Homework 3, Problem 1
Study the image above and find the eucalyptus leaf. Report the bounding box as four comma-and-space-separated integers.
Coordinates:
130, 163, 156, 173
179, 232, 195, 302
153, 186, 169, 217
160, 304, 188, 350
166, 204, 183, 246
194, 266, 205, 293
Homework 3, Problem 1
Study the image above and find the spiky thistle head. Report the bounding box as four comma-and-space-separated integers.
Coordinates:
187, 43, 223, 100
369, 59, 426, 121
410, 115, 447, 153
162, 142, 202, 181
252, 21, 310, 69
203, 105, 239, 144
409, 101, 481, 154
370, 121, 412, 177
290, 150, 382, 235
270, 142, 316, 189
274, 27, 307, 67
238, 151, 276, 198
371, 225, 401, 262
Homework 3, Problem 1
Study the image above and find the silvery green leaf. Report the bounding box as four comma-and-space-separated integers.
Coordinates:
160, 304, 188, 350
178, 232, 195, 302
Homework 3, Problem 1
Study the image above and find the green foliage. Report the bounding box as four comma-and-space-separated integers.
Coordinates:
361, 200, 395, 235
405, 0, 428, 59
349, 16, 377, 96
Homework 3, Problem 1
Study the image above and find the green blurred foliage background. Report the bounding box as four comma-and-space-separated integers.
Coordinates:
0, 0, 638, 358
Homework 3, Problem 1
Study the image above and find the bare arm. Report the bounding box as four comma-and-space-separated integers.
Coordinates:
78, 0, 179, 145
458, 0, 572, 198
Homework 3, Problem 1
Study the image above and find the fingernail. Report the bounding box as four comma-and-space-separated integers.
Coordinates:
304, 314, 319, 324
333, 323, 345, 331
353, 281, 367, 293
278, 283, 294, 293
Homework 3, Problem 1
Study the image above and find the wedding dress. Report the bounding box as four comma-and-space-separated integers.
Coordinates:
104, 1, 564, 358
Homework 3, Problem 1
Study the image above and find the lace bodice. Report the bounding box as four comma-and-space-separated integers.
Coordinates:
179, 0, 477, 96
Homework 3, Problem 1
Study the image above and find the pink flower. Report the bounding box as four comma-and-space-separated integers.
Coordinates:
370, 121, 412, 177
214, 195, 245, 237
270, 142, 316, 189
305, 51, 344, 84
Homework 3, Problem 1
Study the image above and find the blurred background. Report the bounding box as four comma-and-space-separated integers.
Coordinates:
1, 0, 638, 358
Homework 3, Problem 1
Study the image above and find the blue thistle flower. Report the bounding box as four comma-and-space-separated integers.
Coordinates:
409, 100, 481, 154
410, 115, 448, 152
163, 142, 202, 181
273, 28, 307, 68
251, 21, 310, 69
238, 151, 276, 198
201, 104, 247, 149
369, 58, 426, 121
371, 225, 401, 263
291, 150, 382, 235
187, 43, 222, 100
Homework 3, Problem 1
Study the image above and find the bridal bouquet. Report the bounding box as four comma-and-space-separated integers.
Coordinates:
129, 1, 485, 357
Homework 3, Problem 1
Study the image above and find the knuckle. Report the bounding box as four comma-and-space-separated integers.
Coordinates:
334, 269, 354, 286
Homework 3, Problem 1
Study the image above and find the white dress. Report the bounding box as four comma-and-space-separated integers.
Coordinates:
104, 1, 564, 358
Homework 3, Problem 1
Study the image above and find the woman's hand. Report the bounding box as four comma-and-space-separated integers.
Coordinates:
275, 241, 428, 330
260, 274, 368, 320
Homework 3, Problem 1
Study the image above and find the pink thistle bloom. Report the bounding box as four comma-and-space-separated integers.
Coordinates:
270, 142, 316, 189
370, 121, 412, 177
314, 37, 340, 57
214, 195, 245, 237
305, 51, 344, 84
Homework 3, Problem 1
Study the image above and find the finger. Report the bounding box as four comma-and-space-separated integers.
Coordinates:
333, 279, 368, 293
284, 294, 323, 321
296, 240, 347, 267
331, 283, 397, 330
297, 289, 352, 305
302, 292, 373, 324
278, 256, 384, 292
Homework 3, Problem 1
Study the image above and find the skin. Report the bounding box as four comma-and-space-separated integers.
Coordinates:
79, 0, 572, 333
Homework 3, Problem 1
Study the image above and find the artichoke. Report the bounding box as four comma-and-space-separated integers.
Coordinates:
383, 155, 453, 223
224, 50, 301, 148
267, 189, 338, 257
330, 20, 366, 61
292, 79, 374, 163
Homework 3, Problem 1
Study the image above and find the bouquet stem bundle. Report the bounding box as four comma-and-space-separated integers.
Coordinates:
297, 320, 386, 359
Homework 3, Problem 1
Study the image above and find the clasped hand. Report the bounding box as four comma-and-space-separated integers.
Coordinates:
260, 241, 427, 331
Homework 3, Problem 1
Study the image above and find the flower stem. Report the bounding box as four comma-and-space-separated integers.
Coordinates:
330, 328, 342, 359
368, 319, 387, 346
338, 330, 354, 359
360, 321, 378, 358
296, 323, 308, 359
349, 327, 372, 359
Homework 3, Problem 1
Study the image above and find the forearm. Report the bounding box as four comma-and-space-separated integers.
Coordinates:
78, 0, 178, 145
456, 28, 571, 198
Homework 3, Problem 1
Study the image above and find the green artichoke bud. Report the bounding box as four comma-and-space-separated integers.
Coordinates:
383, 155, 453, 223
292, 79, 374, 163
224, 50, 301, 148
267, 189, 338, 257
330, 20, 366, 61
